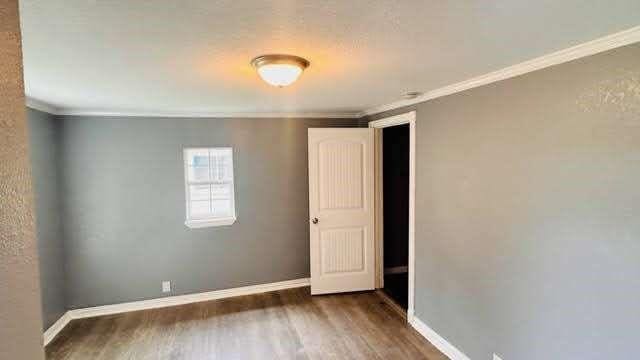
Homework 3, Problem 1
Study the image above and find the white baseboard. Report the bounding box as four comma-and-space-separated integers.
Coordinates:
43, 277, 310, 346
384, 266, 408, 275
43, 311, 73, 346
409, 315, 471, 360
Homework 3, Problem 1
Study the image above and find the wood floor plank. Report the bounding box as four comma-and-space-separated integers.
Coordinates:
46, 287, 446, 360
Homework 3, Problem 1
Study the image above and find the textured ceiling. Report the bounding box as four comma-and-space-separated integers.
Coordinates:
19, 0, 640, 116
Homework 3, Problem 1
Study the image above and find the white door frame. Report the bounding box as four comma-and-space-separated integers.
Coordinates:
369, 111, 416, 321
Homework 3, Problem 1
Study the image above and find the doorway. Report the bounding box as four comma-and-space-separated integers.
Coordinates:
369, 111, 416, 320
381, 123, 410, 309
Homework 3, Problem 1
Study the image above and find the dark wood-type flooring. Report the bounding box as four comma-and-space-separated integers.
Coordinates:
46, 287, 446, 360
383, 272, 409, 310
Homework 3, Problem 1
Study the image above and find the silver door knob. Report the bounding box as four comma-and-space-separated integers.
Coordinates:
312, 218, 319, 224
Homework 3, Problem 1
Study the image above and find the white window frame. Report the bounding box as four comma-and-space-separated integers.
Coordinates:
183, 147, 237, 228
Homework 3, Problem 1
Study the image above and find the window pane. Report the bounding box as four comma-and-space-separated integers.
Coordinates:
186, 149, 209, 166
211, 199, 232, 217
210, 148, 233, 182
189, 200, 211, 217
189, 185, 210, 201
188, 165, 210, 182
211, 183, 231, 199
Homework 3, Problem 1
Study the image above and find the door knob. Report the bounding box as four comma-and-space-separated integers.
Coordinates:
312, 218, 319, 224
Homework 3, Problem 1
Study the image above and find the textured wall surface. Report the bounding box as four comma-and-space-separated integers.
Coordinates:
57, 116, 357, 308
0, 0, 46, 358
368, 43, 640, 359
28, 108, 67, 330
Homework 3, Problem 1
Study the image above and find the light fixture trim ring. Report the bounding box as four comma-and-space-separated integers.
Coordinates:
250, 54, 310, 69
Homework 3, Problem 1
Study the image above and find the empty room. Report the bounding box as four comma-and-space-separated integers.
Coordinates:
2, 1, 640, 359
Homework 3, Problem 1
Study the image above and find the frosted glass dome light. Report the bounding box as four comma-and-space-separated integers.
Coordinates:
251, 54, 310, 87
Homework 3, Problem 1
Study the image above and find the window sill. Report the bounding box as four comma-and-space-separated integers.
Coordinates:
185, 217, 236, 229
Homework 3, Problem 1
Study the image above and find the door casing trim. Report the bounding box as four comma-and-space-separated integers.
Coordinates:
369, 111, 416, 320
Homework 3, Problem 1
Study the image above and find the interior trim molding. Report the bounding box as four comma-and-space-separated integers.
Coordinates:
25, 97, 61, 115
369, 113, 417, 128
43, 277, 310, 346
70, 278, 310, 319
409, 315, 471, 360
24, 97, 361, 119
58, 110, 362, 119
369, 111, 416, 321
43, 312, 73, 346
363, 25, 640, 116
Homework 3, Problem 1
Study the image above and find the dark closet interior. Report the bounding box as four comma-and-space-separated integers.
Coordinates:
382, 123, 409, 309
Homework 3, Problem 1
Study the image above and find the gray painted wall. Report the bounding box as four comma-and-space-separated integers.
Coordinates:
368, 43, 640, 359
57, 116, 358, 308
0, 0, 46, 358
28, 108, 67, 330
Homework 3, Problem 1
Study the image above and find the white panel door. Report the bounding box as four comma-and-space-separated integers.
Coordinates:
308, 128, 375, 295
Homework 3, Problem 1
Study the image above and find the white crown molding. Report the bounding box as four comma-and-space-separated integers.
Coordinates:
56, 109, 362, 119
24, 98, 360, 119
363, 25, 640, 116
43, 277, 309, 346
409, 315, 471, 360
25, 97, 61, 115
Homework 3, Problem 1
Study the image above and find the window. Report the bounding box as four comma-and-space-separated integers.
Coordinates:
184, 147, 236, 228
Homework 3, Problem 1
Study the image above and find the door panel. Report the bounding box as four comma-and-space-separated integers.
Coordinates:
320, 227, 365, 274
308, 128, 375, 295
318, 140, 364, 209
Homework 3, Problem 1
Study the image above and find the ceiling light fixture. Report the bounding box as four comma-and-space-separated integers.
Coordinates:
251, 54, 310, 87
